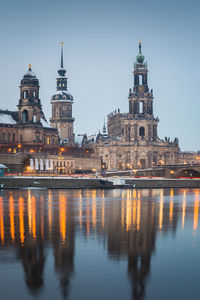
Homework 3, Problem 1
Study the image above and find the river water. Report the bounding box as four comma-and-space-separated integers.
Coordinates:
0, 188, 199, 300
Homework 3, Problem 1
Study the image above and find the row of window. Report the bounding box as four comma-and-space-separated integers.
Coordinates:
0, 132, 16, 142
54, 161, 73, 167
22, 90, 37, 99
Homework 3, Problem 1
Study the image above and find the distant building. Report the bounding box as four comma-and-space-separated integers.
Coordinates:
50, 42, 75, 145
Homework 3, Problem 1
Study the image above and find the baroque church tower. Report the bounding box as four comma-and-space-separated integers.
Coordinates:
18, 64, 46, 124
127, 41, 159, 142
93, 42, 179, 170
50, 42, 74, 144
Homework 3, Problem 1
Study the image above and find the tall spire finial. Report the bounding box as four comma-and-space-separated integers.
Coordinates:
60, 41, 64, 68
29, 64, 32, 70
139, 41, 142, 54
103, 118, 106, 134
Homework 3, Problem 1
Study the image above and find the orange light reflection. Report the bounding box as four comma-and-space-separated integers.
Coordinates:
9, 195, 15, 241
19, 197, 24, 245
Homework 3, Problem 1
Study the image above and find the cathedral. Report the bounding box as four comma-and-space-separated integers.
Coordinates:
88, 42, 181, 171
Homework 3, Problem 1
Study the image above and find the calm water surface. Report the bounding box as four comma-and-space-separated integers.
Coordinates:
0, 188, 200, 300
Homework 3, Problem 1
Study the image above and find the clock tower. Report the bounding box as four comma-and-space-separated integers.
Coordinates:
50, 42, 74, 144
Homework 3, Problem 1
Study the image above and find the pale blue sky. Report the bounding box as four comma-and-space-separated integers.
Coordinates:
0, 0, 199, 151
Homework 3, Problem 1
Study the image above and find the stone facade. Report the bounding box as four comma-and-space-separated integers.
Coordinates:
89, 43, 181, 171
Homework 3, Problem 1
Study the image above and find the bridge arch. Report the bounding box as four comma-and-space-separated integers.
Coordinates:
175, 168, 200, 178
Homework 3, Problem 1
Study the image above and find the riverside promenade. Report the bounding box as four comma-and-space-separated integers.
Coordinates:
0, 176, 200, 189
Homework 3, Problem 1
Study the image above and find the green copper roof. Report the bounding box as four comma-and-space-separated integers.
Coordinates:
136, 42, 145, 64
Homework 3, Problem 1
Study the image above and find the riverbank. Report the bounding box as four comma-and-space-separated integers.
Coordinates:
0, 176, 200, 189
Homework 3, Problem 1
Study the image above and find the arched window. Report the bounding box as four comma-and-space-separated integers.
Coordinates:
1, 132, 5, 141
139, 74, 143, 85
7, 133, 10, 142
35, 135, 39, 143
139, 101, 143, 114
12, 133, 15, 142
22, 110, 28, 123
33, 115, 36, 122
139, 127, 145, 136
23, 90, 28, 99
33, 90, 36, 98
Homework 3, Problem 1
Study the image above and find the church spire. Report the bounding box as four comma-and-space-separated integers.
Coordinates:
136, 41, 145, 64
103, 118, 106, 134
58, 42, 66, 77
61, 41, 64, 68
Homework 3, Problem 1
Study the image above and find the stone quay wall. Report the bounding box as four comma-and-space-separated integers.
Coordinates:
125, 179, 200, 188
0, 177, 113, 189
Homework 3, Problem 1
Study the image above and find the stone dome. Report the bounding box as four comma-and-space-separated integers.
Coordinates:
51, 90, 73, 101
21, 64, 39, 86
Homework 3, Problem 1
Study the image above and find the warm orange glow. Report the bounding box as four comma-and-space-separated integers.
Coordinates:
169, 189, 174, 222
9, 195, 15, 241
31, 196, 36, 239
193, 191, 199, 230
92, 192, 96, 228
137, 199, 141, 230
0, 197, 4, 244
59, 194, 66, 242
182, 190, 186, 229
30, 149, 34, 153
170, 170, 174, 174
196, 156, 200, 160
48, 191, 52, 236
17, 144, 22, 148
132, 200, 137, 225
28, 190, 32, 234
19, 197, 24, 245
126, 199, 132, 231
60, 148, 65, 152
159, 190, 164, 231
8, 148, 12, 152
26, 166, 31, 172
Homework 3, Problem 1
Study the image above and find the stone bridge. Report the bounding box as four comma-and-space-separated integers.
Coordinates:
105, 164, 200, 178
136, 164, 200, 178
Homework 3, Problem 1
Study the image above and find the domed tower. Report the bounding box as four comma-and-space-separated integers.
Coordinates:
128, 42, 158, 142
18, 65, 46, 124
50, 42, 74, 144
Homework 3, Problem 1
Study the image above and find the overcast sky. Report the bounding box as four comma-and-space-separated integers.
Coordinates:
0, 0, 199, 151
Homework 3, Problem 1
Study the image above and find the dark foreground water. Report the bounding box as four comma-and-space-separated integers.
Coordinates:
0, 188, 200, 300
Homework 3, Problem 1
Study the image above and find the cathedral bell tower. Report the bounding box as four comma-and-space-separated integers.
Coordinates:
128, 42, 158, 142
50, 42, 74, 144
18, 65, 46, 124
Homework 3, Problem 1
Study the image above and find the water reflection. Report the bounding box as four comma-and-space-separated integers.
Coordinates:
0, 188, 199, 300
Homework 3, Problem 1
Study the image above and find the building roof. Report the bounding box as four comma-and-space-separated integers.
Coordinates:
0, 164, 7, 168
51, 90, 73, 102
0, 112, 16, 125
